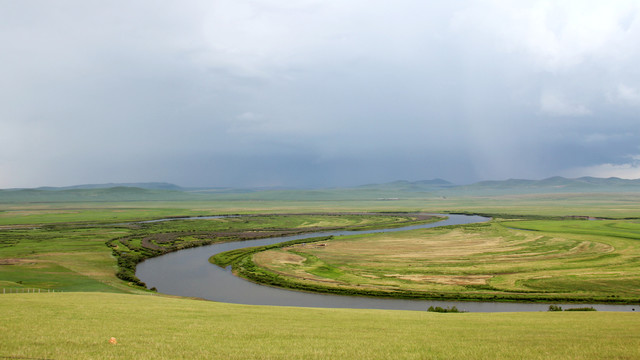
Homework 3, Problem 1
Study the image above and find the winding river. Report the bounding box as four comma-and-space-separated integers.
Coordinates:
136, 214, 637, 312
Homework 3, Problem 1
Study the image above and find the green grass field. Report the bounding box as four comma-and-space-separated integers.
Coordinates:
0, 212, 436, 291
1, 292, 639, 360
2, 194, 640, 359
0, 224, 137, 293
2, 192, 640, 226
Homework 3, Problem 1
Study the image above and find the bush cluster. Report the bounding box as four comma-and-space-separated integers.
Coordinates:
427, 306, 464, 313
548, 305, 597, 312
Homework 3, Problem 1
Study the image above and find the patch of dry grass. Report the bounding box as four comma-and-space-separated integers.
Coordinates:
252, 220, 640, 301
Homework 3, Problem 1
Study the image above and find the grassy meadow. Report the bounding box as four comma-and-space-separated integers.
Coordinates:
1, 292, 639, 360
2, 192, 640, 226
243, 219, 640, 303
1, 212, 432, 291
0, 224, 137, 293
1, 191, 640, 359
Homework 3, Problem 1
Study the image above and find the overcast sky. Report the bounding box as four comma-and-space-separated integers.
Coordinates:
1, 0, 640, 188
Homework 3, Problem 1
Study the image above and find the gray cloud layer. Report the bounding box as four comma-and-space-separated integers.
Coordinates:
2, 0, 639, 188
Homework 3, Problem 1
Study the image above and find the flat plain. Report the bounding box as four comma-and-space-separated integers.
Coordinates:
1, 190, 639, 359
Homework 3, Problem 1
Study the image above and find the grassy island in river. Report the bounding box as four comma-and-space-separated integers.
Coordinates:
216, 218, 640, 303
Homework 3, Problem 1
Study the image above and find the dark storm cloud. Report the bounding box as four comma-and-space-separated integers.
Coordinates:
1, 0, 639, 188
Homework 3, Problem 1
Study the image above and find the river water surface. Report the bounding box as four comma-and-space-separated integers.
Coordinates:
136, 214, 637, 312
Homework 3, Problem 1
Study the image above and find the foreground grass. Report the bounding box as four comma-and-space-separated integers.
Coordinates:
1, 292, 638, 360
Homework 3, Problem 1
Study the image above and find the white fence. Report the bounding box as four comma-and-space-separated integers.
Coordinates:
1, 288, 63, 294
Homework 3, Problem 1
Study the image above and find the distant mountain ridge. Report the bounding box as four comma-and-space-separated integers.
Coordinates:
34, 182, 182, 191
461, 176, 640, 191
1, 177, 640, 203
0, 185, 196, 203
356, 179, 455, 192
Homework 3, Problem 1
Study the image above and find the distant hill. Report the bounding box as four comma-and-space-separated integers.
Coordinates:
357, 179, 455, 192
453, 176, 640, 195
35, 182, 183, 191
0, 186, 197, 203
1, 177, 639, 203
198, 177, 640, 201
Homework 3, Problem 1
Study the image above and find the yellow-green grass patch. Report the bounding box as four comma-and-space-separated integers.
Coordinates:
250, 220, 640, 302
1, 292, 639, 359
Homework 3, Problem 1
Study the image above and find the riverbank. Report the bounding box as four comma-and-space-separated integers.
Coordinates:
114, 213, 443, 287
212, 218, 640, 305
0, 212, 440, 293
137, 214, 635, 311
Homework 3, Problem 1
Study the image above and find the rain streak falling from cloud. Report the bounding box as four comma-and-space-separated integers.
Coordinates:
1, 0, 639, 188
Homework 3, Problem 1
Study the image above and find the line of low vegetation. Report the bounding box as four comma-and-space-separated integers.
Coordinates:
427, 306, 465, 313
548, 305, 596, 312
446, 211, 566, 220
106, 233, 232, 288
446, 211, 613, 221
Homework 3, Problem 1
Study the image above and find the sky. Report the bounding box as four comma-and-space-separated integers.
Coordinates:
1, 0, 640, 188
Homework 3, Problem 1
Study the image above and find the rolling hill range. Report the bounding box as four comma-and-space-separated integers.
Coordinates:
451, 176, 640, 195
0, 186, 200, 203
1, 177, 640, 203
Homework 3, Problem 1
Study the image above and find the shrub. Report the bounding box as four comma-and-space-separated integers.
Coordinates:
427, 306, 463, 313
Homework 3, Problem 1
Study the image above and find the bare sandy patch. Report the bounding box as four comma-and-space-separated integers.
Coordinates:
309, 231, 509, 261
384, 274, 492, 286
0, 258, 45, 267
0, 258, 29, 265
253, 250, 343, 285
361, 274, 380, 279
254, 250, 306, 267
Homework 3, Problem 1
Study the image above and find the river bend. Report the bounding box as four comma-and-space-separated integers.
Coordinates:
136, 214, 636, 312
